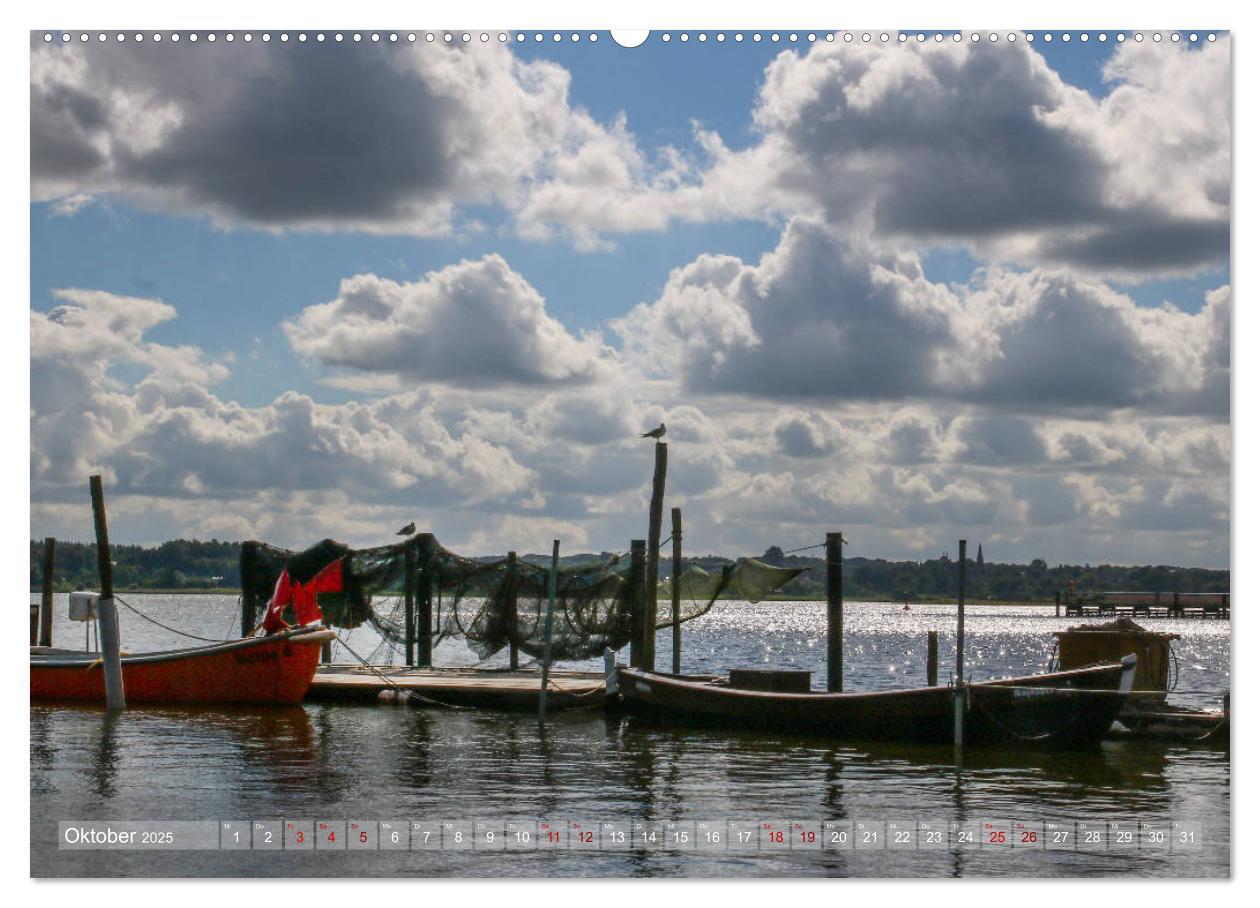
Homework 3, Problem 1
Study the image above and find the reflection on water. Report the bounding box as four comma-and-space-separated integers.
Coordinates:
30, 595, 1229, 877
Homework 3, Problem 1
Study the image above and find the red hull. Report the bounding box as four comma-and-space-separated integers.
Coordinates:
30, 626, 335, 705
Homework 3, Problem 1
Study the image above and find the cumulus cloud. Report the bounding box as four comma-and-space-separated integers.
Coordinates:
693, 36, 1231, 277
615, 218, 966, 398
31, 35, 1230, 276
29, 289, 539, 522
618, 218, 1229, 416
29, 37, 664, 242
284, 255, 615, 387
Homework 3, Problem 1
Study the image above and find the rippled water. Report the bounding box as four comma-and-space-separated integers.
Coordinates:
30, 594, 1230, 878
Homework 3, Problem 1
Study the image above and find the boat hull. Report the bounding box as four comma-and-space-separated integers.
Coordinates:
615, 660, 1135, 749
30, 627, 336, 705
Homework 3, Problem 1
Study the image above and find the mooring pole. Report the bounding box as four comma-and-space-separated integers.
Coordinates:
39, 536, 56, 647
507, 551, 520, 671
89, 476, 125, 712
644, 441, 668, 671
241, 591, 257, 638
403, 541, 416, 667
538, 539, 560, 723
670, 508, 683, 675
1055, 590, 1061, 618
628, 540, 647, 669
954, 539, 967, 748
825, 532, 845, 692
239, 541, 257, 637
417, 534, 434, 668
927, 630, 939, 686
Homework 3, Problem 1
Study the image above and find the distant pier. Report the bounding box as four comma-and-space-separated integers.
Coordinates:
1061, 591, 1229, 620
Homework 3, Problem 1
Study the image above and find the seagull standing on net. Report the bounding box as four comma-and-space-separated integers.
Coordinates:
641, 423, 666, 439
396, 521, 416, 537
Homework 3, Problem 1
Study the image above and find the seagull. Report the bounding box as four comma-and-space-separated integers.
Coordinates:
396, 521, 416, 536
641, 422, 666, 439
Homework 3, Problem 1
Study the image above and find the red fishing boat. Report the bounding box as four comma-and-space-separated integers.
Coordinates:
30, 625, 335, 705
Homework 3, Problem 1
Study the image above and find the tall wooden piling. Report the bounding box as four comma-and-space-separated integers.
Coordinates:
1055, 590, 1061, 618
538, 540, 560, 723
826, 532, 844, 693
644, 441, 668, 671
39, 536, 56, 648
241, 591, 257, 637
417, 534, 435, 668
954, 539, 967, 747
927, 631, 938, 686
403, 541, 416, 667
240, 541, 258, 637
89, 476, 125, 712
628, 540, 647, 669
507, 551, 520, 671
670, 507, 683, 675
30, 603, 39, 645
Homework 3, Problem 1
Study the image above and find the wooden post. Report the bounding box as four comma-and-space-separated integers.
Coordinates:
39, 536, 56, 647
538, 540, 560, 723
89, 475, 125, 711
954, 539, 967, 747
628, 540, 647, 669
670, 508, 683, 675
1173, 591, 1180, 616
30, 603, 39, 645
826, 532, 844, 692
1055, 590, 1061, 618
927, 631, 938, 686
403, 542, 416, 667
644, 441, 668, 671
239, 541, 257, 637
417, 534, 434, 668
241, 591, 257, 638
507, 551, 519, 671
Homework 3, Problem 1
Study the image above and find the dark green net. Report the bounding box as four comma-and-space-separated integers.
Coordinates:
240, 536, 804, 664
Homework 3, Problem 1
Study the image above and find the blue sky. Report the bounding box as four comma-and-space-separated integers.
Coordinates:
29, 32, 1232, 564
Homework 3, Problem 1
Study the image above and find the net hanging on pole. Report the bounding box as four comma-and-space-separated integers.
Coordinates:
240, 537, 806, 663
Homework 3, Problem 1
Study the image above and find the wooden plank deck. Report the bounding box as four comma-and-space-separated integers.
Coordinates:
307, 664, 608, 710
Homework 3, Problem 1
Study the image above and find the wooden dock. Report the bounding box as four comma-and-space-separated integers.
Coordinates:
306, 665, 608, 710
1062, 591, 1229, 620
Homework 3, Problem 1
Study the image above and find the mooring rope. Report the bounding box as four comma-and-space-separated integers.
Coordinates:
113, 594, 221, 643
332, 632, 479, 711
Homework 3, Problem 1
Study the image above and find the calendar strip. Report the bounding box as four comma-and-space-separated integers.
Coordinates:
57, 820, 1204, 852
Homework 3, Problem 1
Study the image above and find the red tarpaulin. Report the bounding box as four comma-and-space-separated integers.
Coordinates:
262, 558, 343, 634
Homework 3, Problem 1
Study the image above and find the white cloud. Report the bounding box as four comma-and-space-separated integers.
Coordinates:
30, 38, 659, 244
284, 255, 616, 387
617, 217, 1229, 416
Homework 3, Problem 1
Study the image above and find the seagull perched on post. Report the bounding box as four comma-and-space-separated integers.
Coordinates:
396, 521, 416, 537
641, 422, 666, 439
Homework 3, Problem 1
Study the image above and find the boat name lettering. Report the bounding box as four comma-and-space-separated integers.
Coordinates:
235, 650, 280, 666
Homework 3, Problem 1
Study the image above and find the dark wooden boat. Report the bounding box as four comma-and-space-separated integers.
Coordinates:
613, 655, 1137, 748
30, 625, 336, 705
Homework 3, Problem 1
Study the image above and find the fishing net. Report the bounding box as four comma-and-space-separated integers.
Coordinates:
240, 537, 806, 663
657, 559, 806, 606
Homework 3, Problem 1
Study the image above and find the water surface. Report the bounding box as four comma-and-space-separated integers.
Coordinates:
30, 594, 1230, 877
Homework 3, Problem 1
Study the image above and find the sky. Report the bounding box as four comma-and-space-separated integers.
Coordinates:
29, 30, 1231, 566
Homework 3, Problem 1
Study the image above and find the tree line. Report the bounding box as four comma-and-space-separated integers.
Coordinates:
31, 538, 1229, 601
